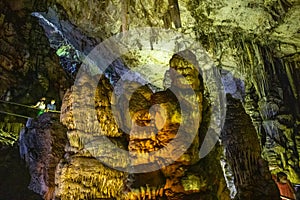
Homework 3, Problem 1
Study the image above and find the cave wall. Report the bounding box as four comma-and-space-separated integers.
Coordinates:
0, 0, 70, 119
0, 0, 300, 199
0, 1, 70, 199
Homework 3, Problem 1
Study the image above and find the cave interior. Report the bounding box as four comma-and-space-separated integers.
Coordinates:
0, 0, 300, 199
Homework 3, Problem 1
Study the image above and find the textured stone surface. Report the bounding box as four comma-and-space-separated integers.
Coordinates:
19, 113, 68, 199
55, 155, 127, 200
221, 95, 280, 199
0, 121, 23, 146
0, 0, 300, 199
126, 51, 229, 199
58, 50, 229, 199
241, 48, 300, 183
0, 0, 70, 121
61, 74, 122, 137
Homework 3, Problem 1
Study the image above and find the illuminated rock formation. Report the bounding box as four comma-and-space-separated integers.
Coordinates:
221, 94, 280, 199
126, 50, 229, 199
0, 0, 300, 199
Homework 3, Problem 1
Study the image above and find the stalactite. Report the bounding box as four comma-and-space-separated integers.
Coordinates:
244, 41, 254, 71
284, 61, 298, 99
253, 42, 269, 98
122, 0, 129, 32
277, 0, 284, 15
127, 185, 164, 200
208, 33, 217, 55
240, 51, 246, 75
266, 49, 276, 75
243, 40, 264, 99
252, 75, 262, 99
252, 42, 263, 66
168, 0, 181, 28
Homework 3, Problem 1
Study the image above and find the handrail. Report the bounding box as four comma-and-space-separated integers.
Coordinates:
0, 100, 61, 113
0, 110, 31, 119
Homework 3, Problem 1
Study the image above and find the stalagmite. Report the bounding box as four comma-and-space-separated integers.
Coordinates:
221, 95, 280, 199
168, 0, 181, 28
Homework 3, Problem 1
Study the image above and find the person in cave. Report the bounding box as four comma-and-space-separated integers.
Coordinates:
46, 99, 56, 111
32, 97, 46, 116
274, 172, 296, 200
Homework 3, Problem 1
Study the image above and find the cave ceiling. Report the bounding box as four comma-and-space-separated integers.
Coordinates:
23, 0, 297, 92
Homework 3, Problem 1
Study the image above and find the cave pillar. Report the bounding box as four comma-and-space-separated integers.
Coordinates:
221, 94, 280, 199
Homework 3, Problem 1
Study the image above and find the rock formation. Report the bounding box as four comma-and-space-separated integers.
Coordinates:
19, 113, 68, 199
221, 94, 280, 199
57, 50, 229, 199
0, 0, 299, 199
